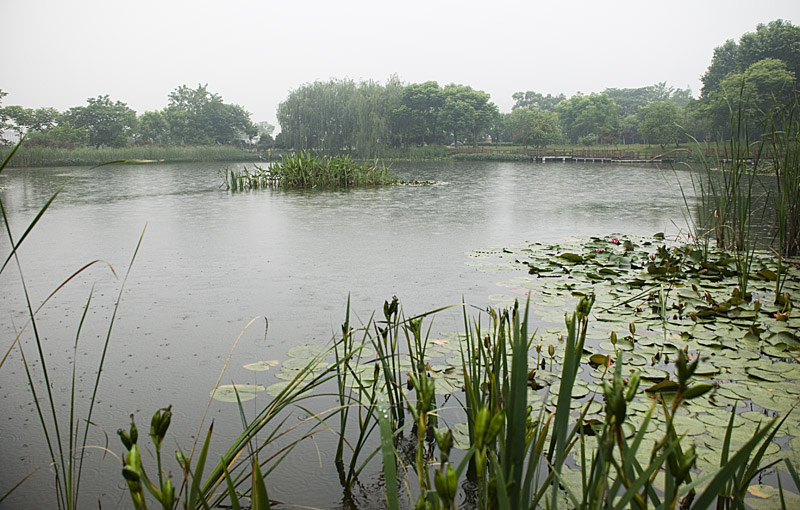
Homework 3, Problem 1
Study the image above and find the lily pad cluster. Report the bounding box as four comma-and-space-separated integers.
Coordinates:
467, 234, 800, 478
214, 234, 798, 506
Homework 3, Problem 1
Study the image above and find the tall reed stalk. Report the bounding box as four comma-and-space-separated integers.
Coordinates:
1, 141, 148, 509
766, 96, 800, 301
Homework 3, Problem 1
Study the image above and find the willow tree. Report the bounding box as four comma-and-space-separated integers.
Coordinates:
277, 78, 403, 155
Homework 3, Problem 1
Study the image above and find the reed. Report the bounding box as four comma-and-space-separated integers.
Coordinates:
766, 96, 800, 303
0, 145, 258, 168
268, 153, 397, 189
221, 166, 276, 191
221, 153, 398, 190
1, 141, 152, 509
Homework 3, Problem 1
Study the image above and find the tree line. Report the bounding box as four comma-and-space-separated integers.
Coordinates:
275, 19, 797, 154
2, 19, 797, 154
0, 84, 274, 149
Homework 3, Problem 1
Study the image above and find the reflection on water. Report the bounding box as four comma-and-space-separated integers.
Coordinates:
0, 159, 702, 507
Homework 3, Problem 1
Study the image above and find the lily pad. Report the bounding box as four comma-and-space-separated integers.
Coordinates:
211, 384, 265, 402
745, 367, 784, 382
287, 344, 328, 359
243, 360, 280, 371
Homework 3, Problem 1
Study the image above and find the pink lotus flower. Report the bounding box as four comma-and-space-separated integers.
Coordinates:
595, 248, 604, 253
611, 238, 620, 245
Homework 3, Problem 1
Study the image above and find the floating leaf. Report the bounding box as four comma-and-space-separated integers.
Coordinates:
744, 484, 800, 509
211, 384, 265, 403
243, 360, 280, 371
588, 353, 610, 367
745, 367, 783, 382
286, 344, 328, 359
559, 252, 583, 263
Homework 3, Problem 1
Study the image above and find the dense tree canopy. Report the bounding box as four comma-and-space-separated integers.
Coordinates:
136, 110, 170, 144
163, 84, 256, 145
66, 95, 137, 148
508, 108, 561, 147
438, 84, 498, 146
277, 79, 497, 154
701, 19, 800, 98
0, 85, 259, 148
704, 58, 796, 138
556, 93, 620, 144
392, 81, 444, 146
638, 101, 682, 148
3, 19, 796, 153
511, 91, 565, 112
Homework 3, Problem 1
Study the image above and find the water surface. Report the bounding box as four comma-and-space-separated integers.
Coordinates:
0, 159, 699, 508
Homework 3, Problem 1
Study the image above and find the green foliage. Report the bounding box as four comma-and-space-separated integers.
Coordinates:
556, 93, 620, 144
437, 84, 498, 146
66, 95, 137, 148
393, 81, 445, 146
702, 39, 741, 97
135, 111, 170, 144
222, 153, 397, 190
737, 20, 800, 90
164, 84, 256, 145
705, 59, 796, 139
0, 105, 59, 139
702, 20, 800, 98
603, 82, 686, 117
638, 100, 682, 148
277, 79, 497, 154
277, 78, 401, 155
508, 107, 561, 147
25, 122, 89, 148
511, 90, 565, 111
1, 85, 257, 150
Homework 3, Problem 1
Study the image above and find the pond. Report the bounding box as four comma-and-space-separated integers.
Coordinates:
0, 159, 715, 508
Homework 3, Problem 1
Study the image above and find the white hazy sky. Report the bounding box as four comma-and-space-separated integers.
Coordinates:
2, 0, 798, 130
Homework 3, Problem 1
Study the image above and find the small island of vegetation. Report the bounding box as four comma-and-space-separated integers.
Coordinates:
222, 153, 398, 191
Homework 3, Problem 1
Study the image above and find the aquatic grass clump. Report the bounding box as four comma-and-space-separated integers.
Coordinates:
221, 166, 275, 191
268, 153, 397, 189
221, 153, 398, 191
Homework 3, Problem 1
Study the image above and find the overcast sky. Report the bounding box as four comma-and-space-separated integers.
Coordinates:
2, 0, 798, 130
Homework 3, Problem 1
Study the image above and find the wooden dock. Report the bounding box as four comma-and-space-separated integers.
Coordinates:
449, 145, 771, 164
534, 155, 673, 164
450, 147, 678, 164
